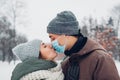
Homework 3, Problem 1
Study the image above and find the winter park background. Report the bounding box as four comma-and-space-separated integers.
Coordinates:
0, 0, 120, 80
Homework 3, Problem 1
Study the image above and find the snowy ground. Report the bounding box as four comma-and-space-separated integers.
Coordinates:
0, 60, 120, 80
0, 61, 20, 80
115, 60, 120, 75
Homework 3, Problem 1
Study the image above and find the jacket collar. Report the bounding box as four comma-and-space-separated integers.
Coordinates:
65, 37, 87, 56
76, 38, 106, 56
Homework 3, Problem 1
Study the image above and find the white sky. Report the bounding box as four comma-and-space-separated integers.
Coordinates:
16, 0, 120, 42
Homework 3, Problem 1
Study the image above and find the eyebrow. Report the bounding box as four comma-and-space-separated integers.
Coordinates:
41, 42, 45, 45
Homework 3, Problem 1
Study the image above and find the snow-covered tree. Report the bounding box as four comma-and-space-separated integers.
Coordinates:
111, 4, 120, 37
0, 16, 28, 62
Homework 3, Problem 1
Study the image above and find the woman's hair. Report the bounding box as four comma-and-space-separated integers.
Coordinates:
38, 51, 42, 59
38, 51, 46, 60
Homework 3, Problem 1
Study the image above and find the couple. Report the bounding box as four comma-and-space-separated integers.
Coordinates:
11, 11, 120, 80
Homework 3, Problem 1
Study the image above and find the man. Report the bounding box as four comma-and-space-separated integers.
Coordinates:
47, 11, 120, 80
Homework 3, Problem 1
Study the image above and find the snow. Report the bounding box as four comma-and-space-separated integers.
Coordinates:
0, 61, 20, 80
0, 60, 120, 80
115, 60, 120, 74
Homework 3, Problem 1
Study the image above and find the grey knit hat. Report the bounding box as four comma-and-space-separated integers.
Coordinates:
12, 39, 42, 61
47, 11, 80, 35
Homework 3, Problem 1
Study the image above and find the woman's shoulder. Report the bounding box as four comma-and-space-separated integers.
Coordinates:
11, 58, 57, 80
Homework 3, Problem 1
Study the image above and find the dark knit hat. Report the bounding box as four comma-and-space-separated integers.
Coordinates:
47, 11, 80, 35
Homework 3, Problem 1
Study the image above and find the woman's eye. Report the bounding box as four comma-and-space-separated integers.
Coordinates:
44, 45, 47, 48
42, 43, 45, 45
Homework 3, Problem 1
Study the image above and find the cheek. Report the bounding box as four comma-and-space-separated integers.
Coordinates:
48, 52, 57, 59
51, 52, 57, 56
41, 50, 57, 60
40, 50, 49, 58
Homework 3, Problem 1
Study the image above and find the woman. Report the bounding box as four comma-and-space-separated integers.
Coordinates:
11, 39, 64, 80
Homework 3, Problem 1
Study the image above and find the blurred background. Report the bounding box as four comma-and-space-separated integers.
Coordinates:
0, 0, 120, 79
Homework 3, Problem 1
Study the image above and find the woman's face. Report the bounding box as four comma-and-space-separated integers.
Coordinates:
40, 43, 57, 60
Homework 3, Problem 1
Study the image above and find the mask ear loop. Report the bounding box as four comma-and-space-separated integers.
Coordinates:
63, 35, 67, 50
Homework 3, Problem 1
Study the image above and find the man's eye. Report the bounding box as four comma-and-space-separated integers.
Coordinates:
51, 38, 55, 41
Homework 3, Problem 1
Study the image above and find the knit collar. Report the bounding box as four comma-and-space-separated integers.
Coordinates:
20, 62, 64, 80
11, 58, 57, 80
64, 36, 87, 56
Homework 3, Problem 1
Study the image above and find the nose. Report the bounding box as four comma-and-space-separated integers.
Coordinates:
47, 43, 53, 48
49, 44, 53, 48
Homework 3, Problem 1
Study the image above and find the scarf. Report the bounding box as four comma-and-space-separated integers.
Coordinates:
65, 36, 87, 56
20, 63, 64, 80
11, 58, 57, 80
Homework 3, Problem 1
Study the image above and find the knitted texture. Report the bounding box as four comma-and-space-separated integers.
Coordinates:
20, 63, 64, 80
12, 39, 41, 61
11, 58, 57, 80
47, 11, 80, 35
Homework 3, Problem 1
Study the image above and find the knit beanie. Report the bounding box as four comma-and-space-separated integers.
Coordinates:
47, 11, 80, 35
12, 39, 42, 61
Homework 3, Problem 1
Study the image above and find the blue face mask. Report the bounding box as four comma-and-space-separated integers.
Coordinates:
52, 39, 65, 54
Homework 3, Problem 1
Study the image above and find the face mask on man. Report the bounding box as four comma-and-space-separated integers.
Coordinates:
52, 36, 66, 54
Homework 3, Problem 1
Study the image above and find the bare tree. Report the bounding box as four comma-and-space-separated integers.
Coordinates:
0, 0, 28, 62
0, 0, 7, 7
111, 4, 120, 36
0, 16, 11, 61
0, 16, 28, 62
81, 25, 88, 37
0, 0, 28, 30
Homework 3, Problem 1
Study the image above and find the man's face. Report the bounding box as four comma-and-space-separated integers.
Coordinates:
49, 33, 60, 41
49, 33, 66, 46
